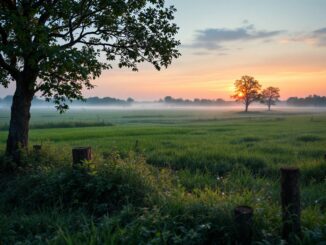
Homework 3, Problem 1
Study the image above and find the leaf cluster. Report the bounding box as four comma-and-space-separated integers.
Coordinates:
0, 0, 180, 111
231, 75, 262, 104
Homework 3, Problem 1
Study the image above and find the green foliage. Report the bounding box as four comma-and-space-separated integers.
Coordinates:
0, 110, 326, 244
297, 135, 323, 143
0, 152, 164, 216
0, 121, 114, 131
0, 0, 180, 109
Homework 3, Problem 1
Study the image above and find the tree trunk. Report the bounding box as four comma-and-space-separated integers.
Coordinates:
6, 80, 34, 163
268, 99, 271, 111
245, 102, 249, 112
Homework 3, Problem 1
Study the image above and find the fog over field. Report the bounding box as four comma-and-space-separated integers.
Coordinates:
1, 103, 326, 131
63, 103, 326, 113
2, 101, 326, 112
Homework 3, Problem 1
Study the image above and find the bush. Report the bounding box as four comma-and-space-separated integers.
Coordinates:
0, 152, 165, 216
0, 147, 325, 244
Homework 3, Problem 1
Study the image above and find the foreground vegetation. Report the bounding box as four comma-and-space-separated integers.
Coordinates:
0, 108, 326, 244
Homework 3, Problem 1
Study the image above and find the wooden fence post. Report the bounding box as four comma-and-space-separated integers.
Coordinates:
234, 205, 253, 245
281, 167, 301, 241
72, 147, 92, 166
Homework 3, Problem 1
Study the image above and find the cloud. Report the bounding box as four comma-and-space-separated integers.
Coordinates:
314, 27, 326, 35
187, 23, 283, 51
280, 27, 326, 47
313, 28, 326, 46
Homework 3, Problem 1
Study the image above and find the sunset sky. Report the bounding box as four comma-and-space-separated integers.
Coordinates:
2, 0, 326, 100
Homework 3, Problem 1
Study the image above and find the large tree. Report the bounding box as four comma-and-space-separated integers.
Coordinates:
0, 0, 180, 162
261, 86, 280, 111
231, 75, 262, 112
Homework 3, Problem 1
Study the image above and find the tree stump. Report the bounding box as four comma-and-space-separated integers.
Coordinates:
281, 167, 301, 241
234, 205, 253, 245
72, 147, 92, 166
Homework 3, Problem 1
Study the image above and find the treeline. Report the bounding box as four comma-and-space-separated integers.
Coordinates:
2, 95, 326, 107
160, 96, 231, 106
0, 96, 135, 107
75, 97, 134, 106
287, 95, 326, 107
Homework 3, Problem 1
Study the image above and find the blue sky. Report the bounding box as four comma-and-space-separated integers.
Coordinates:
170, 0, 326, 36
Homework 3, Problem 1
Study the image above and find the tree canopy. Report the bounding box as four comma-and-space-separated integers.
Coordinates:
0, 0, 180, 110
261, 86, 280, 111
1, 0, 180, 161
231, 75, 262, 112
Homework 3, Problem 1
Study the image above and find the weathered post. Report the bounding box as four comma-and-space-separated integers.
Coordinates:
234, 205, 253, 245
281, 167, 301, 241
72, 147, 92, 166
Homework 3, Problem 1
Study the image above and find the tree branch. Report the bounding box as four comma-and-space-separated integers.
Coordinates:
0, 26, 8, 45
50, 4, 104, 49
0, 53, 19, 78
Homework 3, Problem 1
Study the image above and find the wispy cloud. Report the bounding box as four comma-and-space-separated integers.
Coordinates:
280, 27, 326, 46
313, 27, 326, 46
186, 23, 283, 51
314, 27, 326, 35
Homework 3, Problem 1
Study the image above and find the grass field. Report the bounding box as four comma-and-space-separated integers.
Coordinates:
0, 107, 326, 244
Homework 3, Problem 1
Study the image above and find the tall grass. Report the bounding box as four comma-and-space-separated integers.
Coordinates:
0, 111, 325, 244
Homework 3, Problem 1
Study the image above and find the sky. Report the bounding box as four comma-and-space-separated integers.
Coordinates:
2, 0, 326, 100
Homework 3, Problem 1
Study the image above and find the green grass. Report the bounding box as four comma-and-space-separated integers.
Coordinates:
0, 108, 326, 244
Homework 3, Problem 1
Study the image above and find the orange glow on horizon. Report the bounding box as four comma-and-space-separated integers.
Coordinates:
86, 65, 326, 101
82, 47, 326, 101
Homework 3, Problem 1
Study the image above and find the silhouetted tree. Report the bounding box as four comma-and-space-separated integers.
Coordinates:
162, 96, 226, 105
261, 87, 280, 111
85, 97, 130, 105
287, 95, 326, 106
231, 75, 262, 112
164, 96, 173, 103
127, 97, 135, 103
0, 0, 180, 163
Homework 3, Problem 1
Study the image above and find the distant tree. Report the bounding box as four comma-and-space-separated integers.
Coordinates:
85, 97, 130, 105
287, 95, 326, 106
127, 98, 135, 103
261, 87, 280, 111
231, 75, 262, 112
164, 96, 173, 103
0, 1, 180, 163
162, 96, 226, 106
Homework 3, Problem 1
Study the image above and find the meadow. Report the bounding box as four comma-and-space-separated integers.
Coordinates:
0, 106, 325, 244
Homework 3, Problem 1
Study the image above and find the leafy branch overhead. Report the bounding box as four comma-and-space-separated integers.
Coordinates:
0, 0, 181, 110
